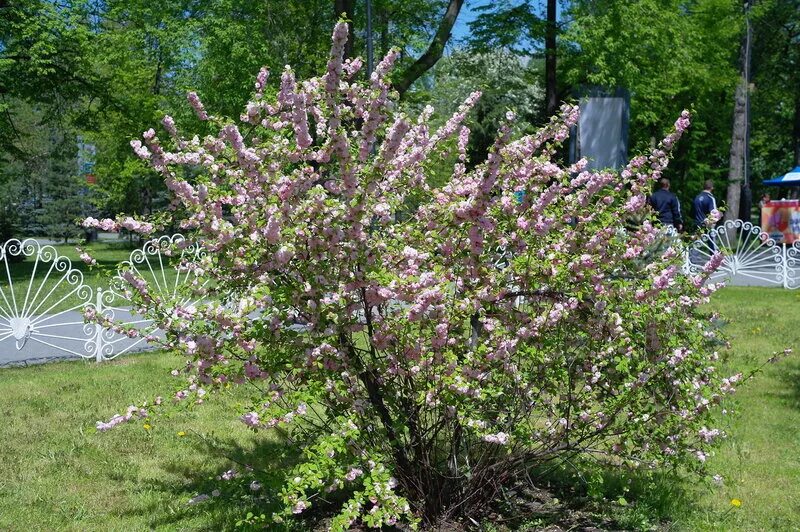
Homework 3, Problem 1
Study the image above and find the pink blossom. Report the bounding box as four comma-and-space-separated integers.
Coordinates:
96, 405, 147, 432
345, 467, 363, 481
483, 432, 509, 445
187, 91, 208, 120
241, 411, 260, 427
161, 115, 178, 137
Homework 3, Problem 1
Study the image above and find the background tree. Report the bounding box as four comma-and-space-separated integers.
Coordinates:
424, 48, 544, 166
1, 0, 799, 232
38, 174, 90, 243
0, 0, 98, 155
0, 99, 95, 241
749, 0, 800, 195
467, 1, 559, 116
545, 0, 557, 116
725, 0, 752, 222
392, 0, 465, 97
564, 0, 741, 208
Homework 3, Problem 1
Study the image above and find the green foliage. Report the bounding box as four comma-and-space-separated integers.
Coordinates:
2, 0, 798, 224
425, 49, 545, 166
0, 0, 98, 154
466, 0, 547, 55
38, 174, 90, 242
0, 100, 94, 240
195, 0, 332, 118
1, 0, 462, 222
563, 0, 742, 205
750, 0, 800, 195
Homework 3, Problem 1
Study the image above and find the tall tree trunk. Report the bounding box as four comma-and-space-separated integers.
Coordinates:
379, 6, 389, 58
726, 4, 751, 222
153, 54, 163, 96
334, 0, 356, 60
394, 0, 464, 98
545, 0, 557, 117
726, 78, 746, 222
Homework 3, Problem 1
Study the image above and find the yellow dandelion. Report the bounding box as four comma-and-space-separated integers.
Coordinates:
177, 431, 186, 437
143, 423, 152, 431
730, 498, 742, 508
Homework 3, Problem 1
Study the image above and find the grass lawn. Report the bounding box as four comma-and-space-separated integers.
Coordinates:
0, 352, 291, 531
0, 287, 797, 530
678, 287, 800, 530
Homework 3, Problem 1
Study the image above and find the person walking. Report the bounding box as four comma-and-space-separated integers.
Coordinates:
691, 179, 718, 257
692, 180, 717, 228
648, 178, 683, 231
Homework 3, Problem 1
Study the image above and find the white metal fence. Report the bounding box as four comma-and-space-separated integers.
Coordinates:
685, 219, 800, 289
0, 235, 202, 365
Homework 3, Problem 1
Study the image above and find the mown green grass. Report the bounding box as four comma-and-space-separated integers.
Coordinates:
0, 287, 797, 530
557, 287, 800, 531
676, 287, 800, 531
0, 351, 294, 531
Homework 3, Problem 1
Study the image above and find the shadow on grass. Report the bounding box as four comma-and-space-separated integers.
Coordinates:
484, 462, 701, 531
84, 410, 708, 532
113, 434, 702, 532
113, 431, 345, 531
775, 357, 800, 411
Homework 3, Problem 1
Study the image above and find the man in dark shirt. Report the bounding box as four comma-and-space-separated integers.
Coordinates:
692, 180, 717, 228
648, 178, 683, 231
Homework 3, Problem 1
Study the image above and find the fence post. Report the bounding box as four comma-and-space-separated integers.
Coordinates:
683, 247, 690, 275
94, 287, 104, 363
783, 244, 789, 289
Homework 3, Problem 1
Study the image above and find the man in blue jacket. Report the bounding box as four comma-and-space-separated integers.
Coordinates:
692, 180, 717, 228
648, 178, 683, 231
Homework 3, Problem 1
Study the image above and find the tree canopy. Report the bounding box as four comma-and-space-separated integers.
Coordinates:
0, 0, 798, 232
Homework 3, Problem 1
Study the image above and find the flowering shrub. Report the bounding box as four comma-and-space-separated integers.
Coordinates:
96, 22, 740, 529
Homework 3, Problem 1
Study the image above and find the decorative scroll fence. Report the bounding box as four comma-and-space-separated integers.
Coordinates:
0, 235, 203, 365
0, 220, 798, 365
685, 219, 800, 289
0, 239, 94, 361
96, 235, 206, 361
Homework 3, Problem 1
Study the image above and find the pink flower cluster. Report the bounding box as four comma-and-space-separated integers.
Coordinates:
82, 217, 119, 232
96, 405, 147, 432
76, 247, 97, 266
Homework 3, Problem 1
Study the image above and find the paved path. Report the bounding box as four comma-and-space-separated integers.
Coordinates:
0, 308, 157, 367
20, 232, 137, 247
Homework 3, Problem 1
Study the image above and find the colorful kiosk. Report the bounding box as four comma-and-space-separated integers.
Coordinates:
761, 166, 800, 244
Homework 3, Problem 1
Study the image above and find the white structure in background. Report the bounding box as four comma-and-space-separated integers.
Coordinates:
785, 240, 800, 289
0, 234, 205, 365
570, 89, 630, 171
686, 219, 800, 288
